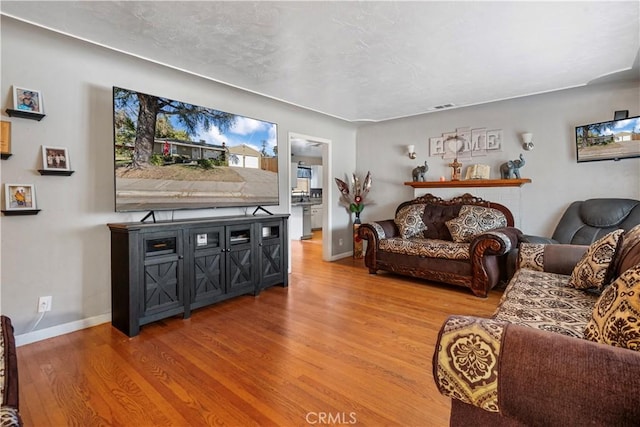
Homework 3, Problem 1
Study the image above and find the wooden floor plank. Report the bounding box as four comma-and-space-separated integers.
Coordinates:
17, 230, 503, 426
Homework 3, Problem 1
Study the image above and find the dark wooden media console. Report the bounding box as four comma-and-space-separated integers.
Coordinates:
108, 214, 289, 337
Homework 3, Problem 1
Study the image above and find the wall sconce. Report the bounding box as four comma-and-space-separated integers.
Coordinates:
407, 145, 416, 159
521, 133, 534, 151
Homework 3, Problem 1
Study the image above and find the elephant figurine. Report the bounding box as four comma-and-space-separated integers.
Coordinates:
412, 161, 429, 182
500, 154, 526, 179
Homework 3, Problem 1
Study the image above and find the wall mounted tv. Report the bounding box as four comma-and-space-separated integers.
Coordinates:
113, 87, 279, 212
575, 115, 640, 163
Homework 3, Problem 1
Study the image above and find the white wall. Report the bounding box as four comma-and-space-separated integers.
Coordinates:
0, 17, 357, 335
356, 80, 640, 236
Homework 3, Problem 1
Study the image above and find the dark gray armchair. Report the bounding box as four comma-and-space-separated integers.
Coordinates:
507, 198, 640, 277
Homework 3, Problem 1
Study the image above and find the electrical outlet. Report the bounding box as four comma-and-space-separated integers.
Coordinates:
339, 238, 344, 246
38, 296, 52, 313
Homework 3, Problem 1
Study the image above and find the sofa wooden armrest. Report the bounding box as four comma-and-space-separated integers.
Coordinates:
359, 220, 394, 273
433, 315, 640, 426
470, 227, 522, 296
1, 315, 22, 427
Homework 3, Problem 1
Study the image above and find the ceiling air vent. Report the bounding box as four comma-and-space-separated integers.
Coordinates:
432, 103, 455, 110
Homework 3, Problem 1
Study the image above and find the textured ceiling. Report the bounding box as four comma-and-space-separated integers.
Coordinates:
1, 1, 639, 123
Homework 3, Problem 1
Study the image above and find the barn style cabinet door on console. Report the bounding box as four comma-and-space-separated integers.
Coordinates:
108, 214, 289, 337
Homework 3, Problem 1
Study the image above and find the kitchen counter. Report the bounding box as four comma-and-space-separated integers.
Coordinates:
290, 199, 322, 240
291, 199, 322, 207
291, 201, 322, 207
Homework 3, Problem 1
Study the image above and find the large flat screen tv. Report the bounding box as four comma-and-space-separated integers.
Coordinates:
113, 87, 279, 212
575, 115, 640, 162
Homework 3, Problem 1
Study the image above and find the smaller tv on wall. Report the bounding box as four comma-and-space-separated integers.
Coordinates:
575, 115, 640, 162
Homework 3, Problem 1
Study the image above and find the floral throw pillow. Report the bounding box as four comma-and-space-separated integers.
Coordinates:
394, 204, 427, 239
445, 205, 507, 243
584, 263, 640, 351
568, 229, 624, 290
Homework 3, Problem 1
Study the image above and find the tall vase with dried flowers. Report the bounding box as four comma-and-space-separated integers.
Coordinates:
335, 171, 372, 258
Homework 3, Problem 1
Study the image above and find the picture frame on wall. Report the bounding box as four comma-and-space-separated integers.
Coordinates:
42, 146, 71, 171
4, 184, 37, 210
0, 121, 10, 155
13, 86, 43, 114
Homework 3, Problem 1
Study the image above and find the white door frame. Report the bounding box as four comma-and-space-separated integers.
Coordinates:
288, 132, 332, 261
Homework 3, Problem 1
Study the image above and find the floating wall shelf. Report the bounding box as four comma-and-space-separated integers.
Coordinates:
38, 169, 75, 176
404, 178, 532, 189
2, 209, 41, 216
5, 109, 46, 121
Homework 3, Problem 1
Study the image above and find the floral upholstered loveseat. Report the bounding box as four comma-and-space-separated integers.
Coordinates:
358, 193, 522, 297
433, 225, 640, 426
1, 316, 21, 427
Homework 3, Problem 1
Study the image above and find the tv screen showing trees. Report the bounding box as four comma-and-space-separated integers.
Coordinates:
113, 87, 279, 212
575, 116, 640, 162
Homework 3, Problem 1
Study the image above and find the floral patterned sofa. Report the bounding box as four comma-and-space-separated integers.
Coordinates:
358, 193, 522, 297
1, 316, 21, 427
433, 224, 640, 426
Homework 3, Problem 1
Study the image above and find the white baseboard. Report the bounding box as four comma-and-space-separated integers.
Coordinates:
15, 313, 112, 347
328, 251, 353, 261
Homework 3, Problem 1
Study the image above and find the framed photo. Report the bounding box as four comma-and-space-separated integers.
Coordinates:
13, 86, 43, 114
42, 146, 70, 171
4, 184, 36, 210
0, 121, 10, 154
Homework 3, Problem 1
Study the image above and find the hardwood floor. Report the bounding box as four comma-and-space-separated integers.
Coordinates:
17, 230, 503, 426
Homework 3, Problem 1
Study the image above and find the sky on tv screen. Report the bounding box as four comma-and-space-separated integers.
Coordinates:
166, 109, 277, 153
582, 117, 640, 137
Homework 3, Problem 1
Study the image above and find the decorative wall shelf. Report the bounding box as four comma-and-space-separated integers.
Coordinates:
2, 209, 41, 216
1, 153, 12, 160
5, 109, 46, 121
38, 169, 75, 176
404, 178, 532, 188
